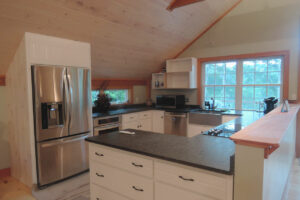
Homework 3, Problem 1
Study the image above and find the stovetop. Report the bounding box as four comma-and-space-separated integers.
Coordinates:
202, 128, 235, 138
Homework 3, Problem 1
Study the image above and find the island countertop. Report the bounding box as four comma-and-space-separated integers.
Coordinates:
86, 130, 235, 175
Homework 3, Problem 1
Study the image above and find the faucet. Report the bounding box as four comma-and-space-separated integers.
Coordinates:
211, 98, 215, 110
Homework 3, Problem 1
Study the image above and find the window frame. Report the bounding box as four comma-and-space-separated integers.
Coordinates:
199, 51, 289, 111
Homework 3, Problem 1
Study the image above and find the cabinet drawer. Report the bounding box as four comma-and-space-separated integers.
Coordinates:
90, 144, 153, 178
122, 113, 138, 123
138, 111, 152, 120
155, 182, 214, 200
91, 184, 130, 200
155, 162, 233, 200
90, 162, 153, 200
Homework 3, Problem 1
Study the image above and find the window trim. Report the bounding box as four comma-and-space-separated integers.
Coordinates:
197, 51, 290, 108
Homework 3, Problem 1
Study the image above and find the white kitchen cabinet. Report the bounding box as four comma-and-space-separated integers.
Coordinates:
140, 118, 152, 132
122, 120, 139, 130
89, 143, 233, 200
166, 57, 197, 89
152, 110, 164, 134
121, 111, 153, 132
155, 182, 214, 200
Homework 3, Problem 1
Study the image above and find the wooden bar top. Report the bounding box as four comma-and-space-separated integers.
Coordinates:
230, 104, 300, 158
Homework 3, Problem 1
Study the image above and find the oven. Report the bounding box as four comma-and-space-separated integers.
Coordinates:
93, 115, 120, 136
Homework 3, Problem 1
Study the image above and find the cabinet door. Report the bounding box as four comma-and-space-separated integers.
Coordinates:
139, 119, 152, 132
122, 121, 139, 130
152, 111, 164, 134
155, 182, 214, 200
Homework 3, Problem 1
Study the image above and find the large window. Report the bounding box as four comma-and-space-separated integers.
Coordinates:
203, 57, 283, 111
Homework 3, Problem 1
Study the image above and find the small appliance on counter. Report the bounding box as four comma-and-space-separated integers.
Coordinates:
156, 95, 185, 109
264, 97, 278, 114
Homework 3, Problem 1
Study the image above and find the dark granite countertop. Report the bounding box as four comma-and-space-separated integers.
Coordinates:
92, 105, 202, 118
86, 130, 235, 175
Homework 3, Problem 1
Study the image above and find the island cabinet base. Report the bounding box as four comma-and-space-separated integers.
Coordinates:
88, 143, 233, 200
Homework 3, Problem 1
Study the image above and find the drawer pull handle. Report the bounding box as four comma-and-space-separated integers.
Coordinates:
96, 198, 101, 200
179, 176, 194, 182
132, 162, 143, 168
132, 186, 144, 192
96, 173, 104, 177
95, 152, 104, 157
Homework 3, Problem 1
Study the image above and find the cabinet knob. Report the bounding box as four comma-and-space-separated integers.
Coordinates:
132, 162, 143, 168
95, 152, 104, 157
132, 186, 144, 192
96, 173, 104, 178
179, 175, 194, 182
161, 116, 164, 119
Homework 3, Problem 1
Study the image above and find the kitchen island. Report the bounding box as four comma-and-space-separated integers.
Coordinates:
86, 109, 265, 200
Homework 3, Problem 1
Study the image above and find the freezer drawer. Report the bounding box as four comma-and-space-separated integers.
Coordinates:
37, 134, 89, 186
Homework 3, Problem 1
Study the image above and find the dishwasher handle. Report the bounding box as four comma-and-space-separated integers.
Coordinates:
165, 112, 187, 118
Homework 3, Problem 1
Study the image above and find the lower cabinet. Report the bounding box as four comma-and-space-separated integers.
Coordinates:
155, 182, 214, 200
89, 143, 233, 200
90, 162, 153, 200
152, 110, 164, 134
121, 111, 153, 132
91, 184, 130, 200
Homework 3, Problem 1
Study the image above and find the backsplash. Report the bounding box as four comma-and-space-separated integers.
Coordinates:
151, 89, 198, 105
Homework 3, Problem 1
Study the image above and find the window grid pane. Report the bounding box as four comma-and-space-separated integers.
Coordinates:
204, 61, 237, 109
241, 57, 282, 111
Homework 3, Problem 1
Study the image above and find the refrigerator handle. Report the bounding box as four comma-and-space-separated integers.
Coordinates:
63, 69, 70, 130
66, 69, 73, 131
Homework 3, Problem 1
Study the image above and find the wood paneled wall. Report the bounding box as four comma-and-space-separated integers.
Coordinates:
0, 75, 5, 86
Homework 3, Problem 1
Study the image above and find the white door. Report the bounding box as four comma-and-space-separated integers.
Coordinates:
152, 111, 164, 134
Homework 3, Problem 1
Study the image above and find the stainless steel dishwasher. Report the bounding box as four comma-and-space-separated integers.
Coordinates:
164, 112, 187, 136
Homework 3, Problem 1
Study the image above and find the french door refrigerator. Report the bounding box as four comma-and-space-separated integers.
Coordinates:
32, 65, 91, 187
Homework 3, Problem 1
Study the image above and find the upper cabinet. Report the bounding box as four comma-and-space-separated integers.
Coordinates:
165, 57, 197, 89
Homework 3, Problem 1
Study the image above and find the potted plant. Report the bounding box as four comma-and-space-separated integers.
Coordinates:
94, 80, 111, 113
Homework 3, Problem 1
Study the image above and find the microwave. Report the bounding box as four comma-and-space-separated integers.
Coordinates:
156, 95, 185, 109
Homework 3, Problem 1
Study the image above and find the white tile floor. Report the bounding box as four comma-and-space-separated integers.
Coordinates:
32, 173, 90, 200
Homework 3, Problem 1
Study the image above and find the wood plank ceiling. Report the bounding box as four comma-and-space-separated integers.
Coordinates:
0, 0, 239, 78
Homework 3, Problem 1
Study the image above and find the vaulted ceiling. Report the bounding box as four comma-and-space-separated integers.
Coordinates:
0, 0, 239, 78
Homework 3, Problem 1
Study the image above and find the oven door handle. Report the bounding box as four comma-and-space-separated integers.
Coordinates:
94, 124, 120, 132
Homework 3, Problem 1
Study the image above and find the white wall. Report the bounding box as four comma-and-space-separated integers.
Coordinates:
0, 86, 10, 170
178, 0, 300, 101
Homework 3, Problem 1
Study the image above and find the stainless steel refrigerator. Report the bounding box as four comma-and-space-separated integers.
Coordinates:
32, 65, 91, 187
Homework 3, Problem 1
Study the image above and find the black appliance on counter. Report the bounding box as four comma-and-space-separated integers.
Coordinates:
264, 97, 278, 114
156, 95, 185, 109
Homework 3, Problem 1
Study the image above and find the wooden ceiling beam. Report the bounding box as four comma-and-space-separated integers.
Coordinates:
167, 0, 204, 11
